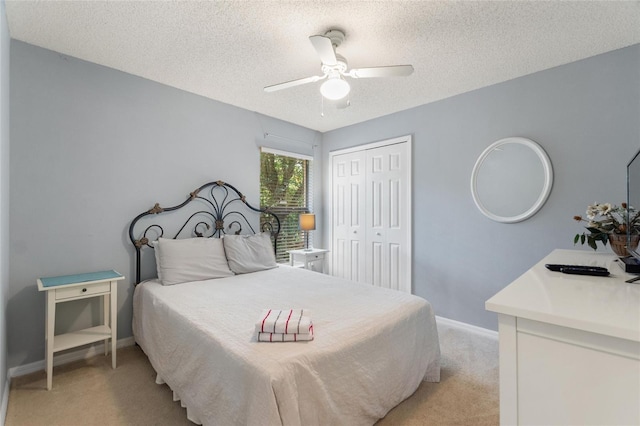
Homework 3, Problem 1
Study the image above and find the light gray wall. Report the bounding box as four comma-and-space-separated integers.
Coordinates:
8, 40, 320, 368
322, 44, 640, 330
0, 0, 9, 412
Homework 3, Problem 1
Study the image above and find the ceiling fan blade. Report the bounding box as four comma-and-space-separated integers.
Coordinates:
309, 35, 337, 65
347, 65, 414, 79
264, 75, 325, 92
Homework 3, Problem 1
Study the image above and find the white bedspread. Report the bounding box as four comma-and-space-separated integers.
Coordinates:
132, 266, 440, 426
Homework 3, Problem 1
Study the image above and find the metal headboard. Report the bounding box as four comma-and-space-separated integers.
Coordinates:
128, 180, 280, 284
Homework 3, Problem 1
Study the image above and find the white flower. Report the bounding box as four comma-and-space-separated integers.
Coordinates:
586, 204, 599, 220
598, 203, 612, 214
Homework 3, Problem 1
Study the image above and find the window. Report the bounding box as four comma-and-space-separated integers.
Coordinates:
260, 148, 312, 263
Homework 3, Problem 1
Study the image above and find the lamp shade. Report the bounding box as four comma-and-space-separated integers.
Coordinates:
320, 77, 350, 100
299, 213, 316, 231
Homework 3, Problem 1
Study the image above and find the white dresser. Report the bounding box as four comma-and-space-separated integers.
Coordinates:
486, 249, 640, 425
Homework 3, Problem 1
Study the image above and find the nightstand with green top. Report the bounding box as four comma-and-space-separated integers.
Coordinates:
37, 270, 124, 390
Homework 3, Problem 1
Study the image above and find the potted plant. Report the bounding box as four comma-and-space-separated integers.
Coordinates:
573, 202, 640, 256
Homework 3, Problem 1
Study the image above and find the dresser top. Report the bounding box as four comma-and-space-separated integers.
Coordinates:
486, 249, 640, 342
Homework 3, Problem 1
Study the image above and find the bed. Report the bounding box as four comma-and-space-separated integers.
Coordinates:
129, 181, 441, 425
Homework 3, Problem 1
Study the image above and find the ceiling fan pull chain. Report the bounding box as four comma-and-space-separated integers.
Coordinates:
320, 94, 324, 117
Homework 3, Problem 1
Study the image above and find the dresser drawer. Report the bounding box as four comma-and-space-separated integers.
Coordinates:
55, 282, 110, 300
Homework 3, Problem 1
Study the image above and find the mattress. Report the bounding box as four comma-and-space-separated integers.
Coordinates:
132, 265, 440, 425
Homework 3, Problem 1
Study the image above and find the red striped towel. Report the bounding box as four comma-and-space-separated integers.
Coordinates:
256, 309, 313, 335
257, 324, 314, 342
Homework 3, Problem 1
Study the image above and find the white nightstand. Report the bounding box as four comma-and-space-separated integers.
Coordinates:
288, 248, 329, 273
37, 270, 124, 390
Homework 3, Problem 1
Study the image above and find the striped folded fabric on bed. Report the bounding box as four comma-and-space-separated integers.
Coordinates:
256, 309, 314, 342
256, 309, 313, 335
257, 324, 314, 342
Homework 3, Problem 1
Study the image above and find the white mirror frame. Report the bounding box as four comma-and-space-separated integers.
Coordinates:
471, 137, 553, 223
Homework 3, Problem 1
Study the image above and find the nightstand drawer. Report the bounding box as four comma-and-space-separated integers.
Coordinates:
55, 282, 110, 300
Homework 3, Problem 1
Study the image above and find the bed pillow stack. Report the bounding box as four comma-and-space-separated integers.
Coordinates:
255, 309, 314, 342
153, 233, 279, 285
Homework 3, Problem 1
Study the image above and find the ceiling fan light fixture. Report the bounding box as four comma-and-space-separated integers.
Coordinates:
320, 76, 350, 100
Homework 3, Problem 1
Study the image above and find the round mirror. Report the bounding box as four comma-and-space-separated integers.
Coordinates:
471, 137, 553, 223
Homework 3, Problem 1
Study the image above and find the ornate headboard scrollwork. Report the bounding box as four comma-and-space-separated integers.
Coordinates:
128, 180, 280, 284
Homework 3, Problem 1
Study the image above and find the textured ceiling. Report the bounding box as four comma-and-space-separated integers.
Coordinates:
5, 1, 640, 133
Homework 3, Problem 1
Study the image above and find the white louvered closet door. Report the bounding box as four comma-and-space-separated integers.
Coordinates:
331, 138, 411, 293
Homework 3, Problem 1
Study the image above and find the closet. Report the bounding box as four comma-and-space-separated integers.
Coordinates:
331, 136, 411, 293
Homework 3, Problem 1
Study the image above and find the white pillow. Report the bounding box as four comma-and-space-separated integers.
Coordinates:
152, 240, 163, 283
155, 237, 234, 285
223, 232, 277, 274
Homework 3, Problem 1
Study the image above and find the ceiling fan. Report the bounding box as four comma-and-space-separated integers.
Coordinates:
264, 29, 414, 102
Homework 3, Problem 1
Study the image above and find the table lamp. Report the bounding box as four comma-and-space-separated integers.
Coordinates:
299, 213, 316, 251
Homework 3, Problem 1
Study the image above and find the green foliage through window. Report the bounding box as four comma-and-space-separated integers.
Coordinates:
260, 151, 311, 262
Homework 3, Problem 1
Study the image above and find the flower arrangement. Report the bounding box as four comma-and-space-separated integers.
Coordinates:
573, 202, 640, 250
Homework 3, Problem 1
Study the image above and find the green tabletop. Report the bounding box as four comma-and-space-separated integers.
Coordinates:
39, 270, 123, 288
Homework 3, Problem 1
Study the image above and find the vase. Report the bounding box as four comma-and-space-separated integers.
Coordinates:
607, 233, 640, 257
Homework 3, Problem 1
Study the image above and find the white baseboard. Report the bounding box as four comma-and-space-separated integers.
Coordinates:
0, 376, 9, 426
8, 336, 136, 379
436, 315, 498, 340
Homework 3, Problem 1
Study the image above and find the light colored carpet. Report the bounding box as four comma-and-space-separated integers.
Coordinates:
5, 321, 498, 425
377, 322, 499, 426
